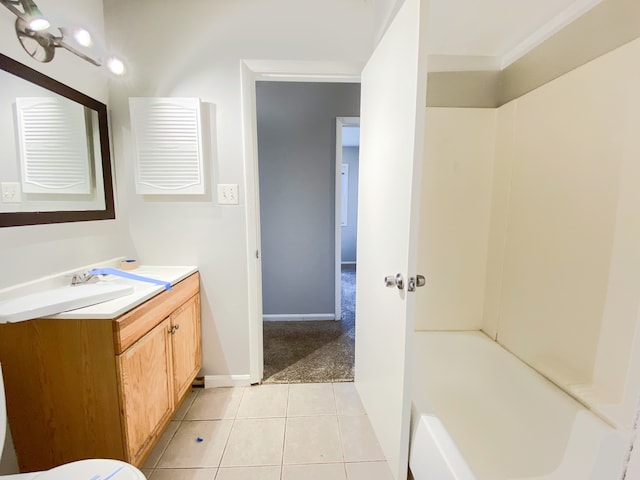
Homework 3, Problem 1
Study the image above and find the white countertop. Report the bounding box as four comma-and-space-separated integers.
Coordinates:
48, 265, 198, 320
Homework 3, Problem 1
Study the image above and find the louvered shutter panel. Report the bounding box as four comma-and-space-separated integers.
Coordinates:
129, 97, 205, 194
16, 97, 91, 194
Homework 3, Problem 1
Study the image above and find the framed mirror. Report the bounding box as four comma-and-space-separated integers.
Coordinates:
0, 52, 115, 227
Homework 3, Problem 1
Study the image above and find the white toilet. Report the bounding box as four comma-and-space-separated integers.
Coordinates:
0, 366, 146, 480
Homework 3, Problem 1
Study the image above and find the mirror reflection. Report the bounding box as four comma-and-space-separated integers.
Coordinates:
0, 53, 115, 227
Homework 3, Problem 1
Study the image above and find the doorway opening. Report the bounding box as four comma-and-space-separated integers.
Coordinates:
254, 81, 360, 383
336, 116, 360, 378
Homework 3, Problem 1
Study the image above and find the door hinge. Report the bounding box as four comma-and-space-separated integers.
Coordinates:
256, 250, 260, 259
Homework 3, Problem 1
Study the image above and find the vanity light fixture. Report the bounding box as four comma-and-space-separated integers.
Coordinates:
2, 0, 49, 31
0, 0, 126, 75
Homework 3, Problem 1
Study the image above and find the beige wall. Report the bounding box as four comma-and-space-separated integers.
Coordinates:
481, 100, 515, 339
426, 71, 500, 108
484, 37, 640, 429
416, 108, 496, 331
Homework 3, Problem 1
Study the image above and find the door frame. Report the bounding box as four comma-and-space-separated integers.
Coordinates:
240, 60, 362, 383
335, 116, 360, 320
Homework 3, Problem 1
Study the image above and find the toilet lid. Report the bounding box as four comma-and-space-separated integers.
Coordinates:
31, 459, 146, 480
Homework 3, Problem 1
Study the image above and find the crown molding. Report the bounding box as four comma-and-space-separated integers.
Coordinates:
500, 0, 603, 69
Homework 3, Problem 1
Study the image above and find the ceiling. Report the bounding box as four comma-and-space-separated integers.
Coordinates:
426, 0, 603, 71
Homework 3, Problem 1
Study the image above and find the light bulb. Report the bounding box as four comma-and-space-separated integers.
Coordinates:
106, 56, 126, 76
23, 1, 50, 31
73, 28, 92, 47
28, 16, 49, 31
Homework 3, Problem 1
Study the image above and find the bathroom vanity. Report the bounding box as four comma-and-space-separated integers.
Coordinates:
0, 268, 201, 472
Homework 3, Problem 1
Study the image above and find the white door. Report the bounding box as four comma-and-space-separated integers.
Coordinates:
354, 0, 429, 478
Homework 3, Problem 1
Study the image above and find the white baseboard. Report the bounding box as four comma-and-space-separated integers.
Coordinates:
263, 313, 336, 322
204, 374, 252, 388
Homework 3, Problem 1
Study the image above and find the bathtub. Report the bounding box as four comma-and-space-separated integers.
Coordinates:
409, 331, 629, 480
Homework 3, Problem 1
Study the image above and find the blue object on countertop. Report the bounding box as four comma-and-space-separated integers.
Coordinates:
89, 268, 172, 291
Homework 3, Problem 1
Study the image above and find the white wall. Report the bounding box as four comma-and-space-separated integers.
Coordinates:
416, 108, 496, 331
104, 0, 379, 377
0, 0, 133, 291
0, 5, 135, 280
0, 1, 135, 472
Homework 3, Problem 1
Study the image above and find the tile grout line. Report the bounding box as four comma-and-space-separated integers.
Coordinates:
332, 382, 350, 480
280, 383, 291, 480
157, 389, 224, 473
214, 386, 247, 476
148, 383, 392, 479
150, 424, 177, 469
150, 392, 191, 471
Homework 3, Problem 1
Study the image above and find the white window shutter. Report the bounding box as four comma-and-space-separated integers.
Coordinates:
129, 97, 205, 194
16, 97, 91, 194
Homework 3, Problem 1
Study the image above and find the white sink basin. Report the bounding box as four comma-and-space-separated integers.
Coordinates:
0, 282, 135, 323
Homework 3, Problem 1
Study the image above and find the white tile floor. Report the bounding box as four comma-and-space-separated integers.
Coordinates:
141, 383, 394, 480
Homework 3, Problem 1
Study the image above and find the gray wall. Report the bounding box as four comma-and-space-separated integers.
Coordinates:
341, 146, 359, 263
257, 82, 361, 316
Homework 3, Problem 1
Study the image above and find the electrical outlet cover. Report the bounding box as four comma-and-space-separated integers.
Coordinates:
217, 184, 239, 205
1, 182, 22, 203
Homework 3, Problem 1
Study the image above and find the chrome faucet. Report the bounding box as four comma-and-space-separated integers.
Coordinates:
70, 271, 96, 286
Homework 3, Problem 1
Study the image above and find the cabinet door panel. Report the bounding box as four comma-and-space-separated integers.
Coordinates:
171, 294, 202, 401
117, 318, 173, 462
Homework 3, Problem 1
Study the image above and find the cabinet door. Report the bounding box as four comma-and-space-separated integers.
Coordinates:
117, 317, 174, 463
170, 294, 202, 402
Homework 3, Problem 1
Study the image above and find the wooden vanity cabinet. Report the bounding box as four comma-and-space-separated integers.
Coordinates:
169, 295, 202, 402
117, 317, 174, 464
0, 272, 201, 472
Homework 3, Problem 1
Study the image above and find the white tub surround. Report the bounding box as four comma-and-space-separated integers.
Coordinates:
410, 331, 630, 480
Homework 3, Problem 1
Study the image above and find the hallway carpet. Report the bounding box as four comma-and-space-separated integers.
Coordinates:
262, 265, 356, 383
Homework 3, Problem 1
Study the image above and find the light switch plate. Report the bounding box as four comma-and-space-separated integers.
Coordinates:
217, 184, 239, 205
1, 182, 22, 203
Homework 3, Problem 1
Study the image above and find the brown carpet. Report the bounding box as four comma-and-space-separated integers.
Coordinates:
262, 265, 356, 383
